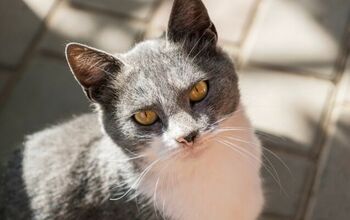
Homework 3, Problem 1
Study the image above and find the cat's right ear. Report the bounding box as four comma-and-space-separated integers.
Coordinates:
65, 43, 123, 102
167, 0, 218, 48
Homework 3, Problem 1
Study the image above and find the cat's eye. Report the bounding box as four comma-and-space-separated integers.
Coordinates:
134, 111, 158, 126
189, 81, 208, 102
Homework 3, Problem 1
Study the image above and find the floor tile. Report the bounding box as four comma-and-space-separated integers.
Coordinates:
146, 0, 260, 45
71, 0, 159, 20
239, 66, 333, 152
0, 71, 11, 98
245, 0, 349, 78
259, 214, 290, 220
309, 107, 350, 220
0, 55, 90, 170
0, 0, 56, 66
40, 2, 144, 55
262, 150, 312, 217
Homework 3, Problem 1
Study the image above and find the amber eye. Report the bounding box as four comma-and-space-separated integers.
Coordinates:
189, 81, 208, 102
134, 111, 158, 125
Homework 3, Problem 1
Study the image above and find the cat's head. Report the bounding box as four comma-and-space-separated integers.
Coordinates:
66, 0, 240, 160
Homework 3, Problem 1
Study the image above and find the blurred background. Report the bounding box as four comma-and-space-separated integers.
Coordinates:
0, 0, 349, 219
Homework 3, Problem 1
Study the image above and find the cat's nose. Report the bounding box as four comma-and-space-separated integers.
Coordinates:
176, 131, 198, 147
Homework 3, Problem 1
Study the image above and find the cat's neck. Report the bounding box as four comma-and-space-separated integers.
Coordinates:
136, 106, 263, 220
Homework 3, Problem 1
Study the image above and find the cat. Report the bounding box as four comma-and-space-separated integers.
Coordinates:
1, 0, 264, 219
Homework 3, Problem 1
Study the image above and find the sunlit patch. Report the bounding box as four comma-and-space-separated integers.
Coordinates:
23, 0, 54, 18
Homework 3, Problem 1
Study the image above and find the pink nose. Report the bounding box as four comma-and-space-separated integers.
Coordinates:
176, 137, 194, 147
176, 132, 198, 147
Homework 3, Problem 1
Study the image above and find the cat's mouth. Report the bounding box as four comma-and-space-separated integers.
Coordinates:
177, 127, 226, 159
178, 138, 210, 159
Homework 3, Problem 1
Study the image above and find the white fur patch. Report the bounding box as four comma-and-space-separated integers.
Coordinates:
138, 105, 264, 220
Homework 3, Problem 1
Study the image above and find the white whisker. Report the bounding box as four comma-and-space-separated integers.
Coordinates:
153, 177, 160, 219
110, 149, 179, 201
225, 134, 293, 180
224, 136, 281, 191
219, 137, 288, 196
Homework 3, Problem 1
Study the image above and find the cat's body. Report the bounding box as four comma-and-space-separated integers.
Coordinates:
1, 0, 264, 219
2, 108, 263, 220
2, 114, 155, 220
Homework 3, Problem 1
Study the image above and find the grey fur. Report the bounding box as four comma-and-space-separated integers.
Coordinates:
1, 0, 240, 219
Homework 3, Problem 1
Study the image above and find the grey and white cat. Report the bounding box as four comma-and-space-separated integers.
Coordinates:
1, 0, 264, 219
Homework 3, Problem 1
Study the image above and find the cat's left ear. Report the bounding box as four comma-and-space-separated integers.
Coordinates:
167, 0, 218, 47
65, 43, 123, 102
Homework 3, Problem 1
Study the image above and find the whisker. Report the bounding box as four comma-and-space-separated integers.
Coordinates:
186, 29, 207, 59
225, 134, 293, 179
123, 148, 140, 157
109, 154, 147, 164
215, 128, 255, 134
256, 131, 288, 143
152, 155, 178, 220
219, 127, 256, 130
191, 34, 216, 62
90, 61, 115, 76
216, 129, 292, 181
216, 139, 258, 171
224, 136, 281, 190
261, 145, 293, 180
211, 114, 232, 126
219, 139, 262, 165
110, 158, 161, 200
111, 149, 180, 201
218, 138, 288, 196
153, 177, 160, 219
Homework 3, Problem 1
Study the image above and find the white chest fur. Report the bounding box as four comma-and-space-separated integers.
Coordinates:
139, 107, 264, 220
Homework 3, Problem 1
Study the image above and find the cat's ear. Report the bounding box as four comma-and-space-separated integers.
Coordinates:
167, 0, 217, 47
65, 43, 123, 102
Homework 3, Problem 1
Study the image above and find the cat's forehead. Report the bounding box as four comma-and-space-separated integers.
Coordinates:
123, 40, 206, 89
113, 40, 210, 113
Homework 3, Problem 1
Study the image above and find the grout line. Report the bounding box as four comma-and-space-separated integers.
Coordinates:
139, 0, 164, 41
238, 0, 272, 68
299, 101, 342, 220
295, 162, 317, 220
241, 62, 337, 84
244, 62, 335, 82
66, 0, 149, 28
0, 0, 62, 111
294, 89, 336, 219
333, 65, 350, 106
41, 0, 150, 54
222, 0, 262, 67
68, 0, 154, 24
237, 0, 339, 83
297, 12, 350, 220
310, 83, 339, 157
238, 0, 265, 48
143, 0, 164, 24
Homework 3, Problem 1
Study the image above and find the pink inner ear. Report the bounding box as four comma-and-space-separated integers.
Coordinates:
66, 44, 109, 89
78, 68, 106, 88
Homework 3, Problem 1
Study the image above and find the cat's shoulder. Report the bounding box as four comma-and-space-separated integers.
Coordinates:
25, 113, 102, 150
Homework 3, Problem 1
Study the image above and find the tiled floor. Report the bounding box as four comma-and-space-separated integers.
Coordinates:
0, 0, 349, 219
